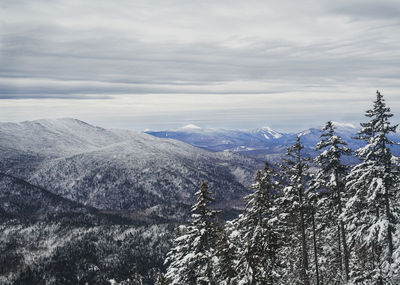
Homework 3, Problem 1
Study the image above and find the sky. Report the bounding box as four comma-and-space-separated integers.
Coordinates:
0, 0, 399, 131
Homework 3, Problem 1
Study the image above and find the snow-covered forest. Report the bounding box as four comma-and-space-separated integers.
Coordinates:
2, 0, 400, 283
163, 91, 400, 285
1, 91, 400, 285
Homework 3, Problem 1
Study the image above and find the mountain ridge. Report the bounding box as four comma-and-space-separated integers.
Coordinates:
146, 121, 400, 160
0, 118, 258, 213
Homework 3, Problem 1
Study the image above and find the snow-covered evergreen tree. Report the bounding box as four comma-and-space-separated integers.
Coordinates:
154, 273, 167, 285
276, 137, 311, 285
164, 225, 197, 285
235, 162, 281, 285
165, 181, 219, 285
343, 91, 399, 284
311, 120, 351, 283
214, 227, 237, 285
131, 273, 144, 285
391, 157, 400, 284
305, 183, 321, 285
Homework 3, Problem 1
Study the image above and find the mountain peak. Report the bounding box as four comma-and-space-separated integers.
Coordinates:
331, 121, 356, 129
23, 118, 95, 128
253, 126, 283, 139
259, 126, 274, 131
178, 124, 202, 130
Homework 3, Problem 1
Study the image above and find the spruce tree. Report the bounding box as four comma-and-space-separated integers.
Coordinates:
235, 162, 281, 285
311, 121, 351, 283
343, 91, 398, 283
305, 183, 320, 285
390, 158, 400, 283
132, 273, 144, 285
165, 181, 219, 285
164, 225, 197, 285
214, 227, 237, 285
276, 137, 311, 285
154, 273, 167, 285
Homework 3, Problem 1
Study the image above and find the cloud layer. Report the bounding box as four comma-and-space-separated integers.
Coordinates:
1, 0, 399, 130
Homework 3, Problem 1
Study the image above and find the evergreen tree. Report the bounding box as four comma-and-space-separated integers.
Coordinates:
390, 158, 400, 284
131, 272, 144, 285
235, 162, 281, 285
343, 91, 398, 283
311, 120, 351, 283
276, 137, 311, 285
164, 225, 197, 285
305, 183, 320, 285
165, 181, 219, 285
154, 273, 167, 285
214, 227, 237, 285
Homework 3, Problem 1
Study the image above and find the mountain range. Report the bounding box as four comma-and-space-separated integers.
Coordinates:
1, 118, 399, 218
1, 118, 400, 284
146, 122, 400, 160
0, 118, 258, 215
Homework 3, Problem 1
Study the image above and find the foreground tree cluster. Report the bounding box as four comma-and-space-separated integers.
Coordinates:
164, 91, 400, 285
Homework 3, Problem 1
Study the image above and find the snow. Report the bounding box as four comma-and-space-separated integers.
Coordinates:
263, 126, 283, 138
298, 130, 311, 136
178, 124, 202, 130
0, 118, 254, 211
260, 126, 274, 132
147, 122, 395, 158
257, 126, 283, 139
332, 121, 356, 129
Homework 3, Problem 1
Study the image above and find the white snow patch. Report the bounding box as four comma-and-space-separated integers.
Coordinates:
299, 130, 311, 136
179, 124, 202, 130
332, 121, 356, 129
259, 126, 283, 139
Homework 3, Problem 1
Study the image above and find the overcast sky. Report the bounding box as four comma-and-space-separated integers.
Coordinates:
0, 0, 399, 131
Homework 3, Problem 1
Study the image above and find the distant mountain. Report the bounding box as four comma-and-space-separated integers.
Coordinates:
2, 118, 398, 215
147, 125, 288, 153
146, 122, 400, 161
0, 118, 259, 212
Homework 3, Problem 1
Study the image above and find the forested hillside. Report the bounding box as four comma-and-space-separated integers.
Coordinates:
163, 91, 400, 285
1, 91, 400, 284
0, 118, 258, 212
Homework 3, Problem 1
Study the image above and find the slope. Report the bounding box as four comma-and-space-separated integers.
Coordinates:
0, 119, 258, 211
0, 172, 94, 219
147, 122, 400, 161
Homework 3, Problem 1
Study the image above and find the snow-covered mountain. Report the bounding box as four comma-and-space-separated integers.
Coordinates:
0, 118, 258, 212
147, 122, 400, 160
0, 173, 95, 219
250, 126, 284, 140
0, 118, 141, 156
147, 125, 288, 153
2, 118, 398, 214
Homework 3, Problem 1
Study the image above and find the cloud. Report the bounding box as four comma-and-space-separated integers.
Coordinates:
0, 0, 399, 129
327, 0, 400, 20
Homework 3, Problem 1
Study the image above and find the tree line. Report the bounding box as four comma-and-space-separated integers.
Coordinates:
161, 91, 400, 285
